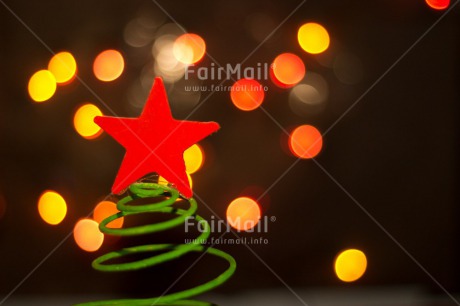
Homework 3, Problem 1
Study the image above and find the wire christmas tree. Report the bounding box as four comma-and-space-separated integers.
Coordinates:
77, 78, 236, 306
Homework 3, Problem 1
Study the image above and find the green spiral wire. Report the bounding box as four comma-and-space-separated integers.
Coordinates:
76, 182, 236, 306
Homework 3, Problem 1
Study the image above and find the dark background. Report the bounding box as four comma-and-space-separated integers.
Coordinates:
0, 0, 458, 304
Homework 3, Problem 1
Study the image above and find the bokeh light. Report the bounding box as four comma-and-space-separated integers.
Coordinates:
289, 125, 323, 159
93, 201, 124, 229
48, 51, 77, 84
425, 0, 450, 10
187, 173, 193, 189
226, 197, 261, 231
73, 103, 103, 139
271, 53, 305, 88
159, 172, 193, 189
28, 70, 57, 102
173, 33, 206, 64
124, 5, 166, 47
230, 78, 265, 111
335, 249, 367, 282
184, 144, 204, 174
38, 190, 67, 225
289, 72, 329, 117
298, 22, 330, 54
246, 13, 277, 43
153, 34, 187, 83
74, 219, 104, 252
93, 50, 124, 82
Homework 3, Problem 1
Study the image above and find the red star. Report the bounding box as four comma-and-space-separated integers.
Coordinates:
94, 77, 219, 198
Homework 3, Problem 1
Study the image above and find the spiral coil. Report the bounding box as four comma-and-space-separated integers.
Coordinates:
76, 182, 236, 306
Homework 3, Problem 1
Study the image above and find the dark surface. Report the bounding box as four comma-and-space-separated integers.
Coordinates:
0, 0, 458, 303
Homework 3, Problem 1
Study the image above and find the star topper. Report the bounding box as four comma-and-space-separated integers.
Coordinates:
94, 77, 220, 198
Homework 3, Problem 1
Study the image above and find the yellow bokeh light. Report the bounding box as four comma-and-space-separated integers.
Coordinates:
184, 144, 204, 174
187, 173, 193, 189
93, 201, 123, 229
173, 33, 206, 64
159, 173, 193, 189
28, 70, 57, 102
73, 219, 104, 252
48, 51, 77, 84
289, 125, 323, 159
298, 22, 330, 54
335, 249, 367, 282
73, 103, 103, 139
93, 49, 124, 82
226, 197, 261, 231
38, 190, 67, 225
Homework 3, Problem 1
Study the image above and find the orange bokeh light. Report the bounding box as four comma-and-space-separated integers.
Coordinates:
271, 53, 305, 88
73, 219, 104, 252
173, 33, 206, 64
93, 50, 124, 82
425, 0, 450, 10
226, 197, 261, 231
289, 125, 323, 159
230, 78, 265, 111
93, 201, 123, 229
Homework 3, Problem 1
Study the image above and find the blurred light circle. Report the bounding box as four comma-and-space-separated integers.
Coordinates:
38, 190, 67, 225
124, 19, 154, 48
187, 173, 193, 189
173, 33, 206, 64
335, 249, 367, 282
73, 219, 104, 252
153, 35, 186, 83
290, 84, 322, 113
28, 70, 57, 102
184, 144, 204, 174
152, 34, 177, 56
73, 103, 103, 139
425, 0, 450, 10
298, 22, 330, 54
289, 125, 323, 159
154, 23, 184, 39
140, 64, 155, 91
127, 80, 149, 110
159, 173, 193, 189
230, 78, 265, 111
226, 197, 261, 231
333, 53, 364, 85
289, 72, 328, 117
93, 50, 124, 82
93, 201, 123, 229
246, 13, 277, 43
48, 51, 77, 84
271, 53, 305, 88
